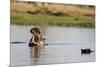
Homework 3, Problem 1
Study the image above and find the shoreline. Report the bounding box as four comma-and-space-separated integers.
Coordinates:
11, 23, 95, 28
11, 15, 95, 28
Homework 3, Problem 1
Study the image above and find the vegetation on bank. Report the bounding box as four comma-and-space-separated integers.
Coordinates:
11, 2, 95, 28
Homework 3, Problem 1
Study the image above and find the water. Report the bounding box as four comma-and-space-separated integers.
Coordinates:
10, 25, 95, 67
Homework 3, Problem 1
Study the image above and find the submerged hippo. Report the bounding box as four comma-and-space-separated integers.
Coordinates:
81, 48, 94, 54
29, 27, 45, 58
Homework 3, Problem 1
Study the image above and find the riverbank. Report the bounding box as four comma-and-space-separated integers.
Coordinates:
11, 14, 95, 28
11, 2, 95, 28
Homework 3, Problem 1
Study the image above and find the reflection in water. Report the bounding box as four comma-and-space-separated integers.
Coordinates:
30, 47, 40, 58
10, 25, 95, 66
30, 46, 45, 62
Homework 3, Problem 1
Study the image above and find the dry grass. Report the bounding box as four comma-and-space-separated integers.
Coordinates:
11, 2, 37, 13
11, 2, 95, 28
46, 4, 94, 16
11, 2, 95, 16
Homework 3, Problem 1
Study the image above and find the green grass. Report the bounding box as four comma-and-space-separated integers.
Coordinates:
11, 13, 95, 28
11, 2, 95, 28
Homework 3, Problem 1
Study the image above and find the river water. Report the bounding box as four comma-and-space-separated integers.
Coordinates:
10, 25, 95, 67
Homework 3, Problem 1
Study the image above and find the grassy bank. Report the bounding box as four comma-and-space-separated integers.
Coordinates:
11, 2, 95, 28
